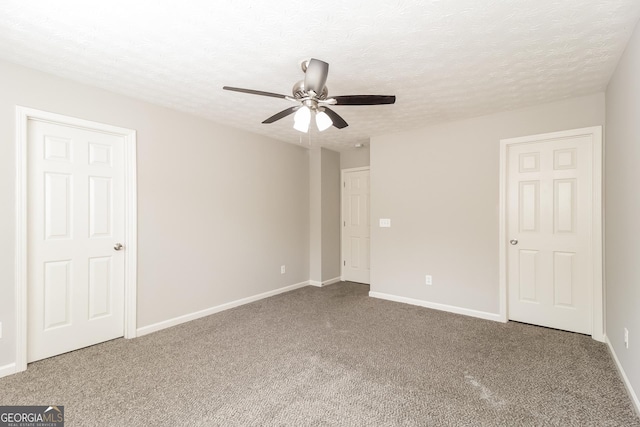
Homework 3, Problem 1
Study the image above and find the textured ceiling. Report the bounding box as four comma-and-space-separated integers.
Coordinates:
1, 1, 639, 151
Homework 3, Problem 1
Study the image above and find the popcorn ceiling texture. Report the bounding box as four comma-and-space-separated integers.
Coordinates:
0, 0, 638, 150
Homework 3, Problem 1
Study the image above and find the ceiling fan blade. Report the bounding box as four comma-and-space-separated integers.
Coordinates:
332, 95, 396, 105
223, 86, 288, 99
322, 107, 348, 129
304, 58, 329, 94
262, 106, 300, 124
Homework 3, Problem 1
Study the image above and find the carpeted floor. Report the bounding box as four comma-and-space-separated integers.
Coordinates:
1, 282, 638, 426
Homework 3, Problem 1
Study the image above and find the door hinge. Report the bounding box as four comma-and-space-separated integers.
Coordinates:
343, 221, 346, 226
343, 261, 346, 266
343, 182, 346, 188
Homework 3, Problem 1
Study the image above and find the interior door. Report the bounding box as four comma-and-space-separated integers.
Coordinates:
27, 119, 125, 362
342, 168, 370, 284
507, 134, 593, 334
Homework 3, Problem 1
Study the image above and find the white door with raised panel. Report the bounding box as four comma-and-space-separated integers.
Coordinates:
342, 168, 370, 284
506, 133, 594, 334
28, 119, 125, 362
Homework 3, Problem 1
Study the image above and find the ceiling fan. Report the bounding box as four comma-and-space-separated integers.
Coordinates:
223, 58, 396, 133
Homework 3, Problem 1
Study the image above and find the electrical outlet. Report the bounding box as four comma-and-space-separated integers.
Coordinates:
280, 265, 286, 274
624, 328, 629, 349
425, 275, 433, 285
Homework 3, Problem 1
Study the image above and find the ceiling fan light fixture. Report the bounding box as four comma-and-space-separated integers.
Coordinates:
293, 105, 311, 132
293, 118, 310, 133
315, 110, 333, 131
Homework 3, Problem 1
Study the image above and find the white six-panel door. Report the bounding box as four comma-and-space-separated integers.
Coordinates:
342, 168, 370, 284
507, 134, 593, 334
27, 119, 125, 362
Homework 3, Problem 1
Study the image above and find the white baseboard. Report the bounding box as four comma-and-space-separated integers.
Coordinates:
605, 335, 640, 417
0, 363, 17, 379
137, 280, 310, 337
309, 277, 342, 287
369, 291, 502, 322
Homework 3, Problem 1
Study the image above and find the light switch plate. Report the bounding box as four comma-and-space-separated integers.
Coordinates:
379, 218, 391, 228
624, 327, 629, 349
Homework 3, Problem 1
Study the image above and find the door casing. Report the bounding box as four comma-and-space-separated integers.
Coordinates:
498, 126, 603, 342
15, 106, 138, 372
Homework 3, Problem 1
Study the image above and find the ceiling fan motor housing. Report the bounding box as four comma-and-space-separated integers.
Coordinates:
292, 80, 306, 99
292, 80, 328, 100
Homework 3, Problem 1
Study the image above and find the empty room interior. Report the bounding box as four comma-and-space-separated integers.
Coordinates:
1, 1, 640, 425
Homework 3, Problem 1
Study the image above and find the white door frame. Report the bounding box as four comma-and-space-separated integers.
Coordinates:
15, 106, 138, 372
498, 126, 603, 342
340, 166, 370, 281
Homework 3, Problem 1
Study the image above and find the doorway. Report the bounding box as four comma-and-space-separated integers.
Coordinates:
341, 167, 370, 284
15, 107, 138, 371
499, 127, 603, 341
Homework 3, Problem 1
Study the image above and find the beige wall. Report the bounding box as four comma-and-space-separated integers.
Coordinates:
605, 18, 640, 405
309, 147, 341, 283
0, 60, 310, 367
321, 148, 341, 281
370, 93, 605, 314
309, 148, 322, 282
340, 146, 370, 169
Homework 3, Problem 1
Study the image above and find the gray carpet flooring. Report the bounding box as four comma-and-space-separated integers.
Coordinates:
1, 282, 638, 426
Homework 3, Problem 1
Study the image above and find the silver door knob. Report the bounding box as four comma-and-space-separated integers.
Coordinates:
114, 243, 124, 251
510, 239, 518, 245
